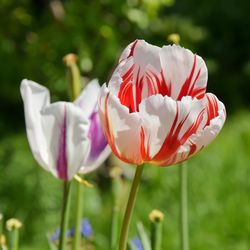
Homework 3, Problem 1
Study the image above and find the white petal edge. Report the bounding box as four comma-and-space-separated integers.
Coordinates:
74, 79, 100, 117
20, 79, 51, 171
79, 145, 111, 174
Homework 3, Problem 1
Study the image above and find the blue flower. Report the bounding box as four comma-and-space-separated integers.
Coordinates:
67, 226, 75, 238
80, 218, 93, 238
50, 228, 60, 242
131, 237, 144, 250
50, 227, 74, 242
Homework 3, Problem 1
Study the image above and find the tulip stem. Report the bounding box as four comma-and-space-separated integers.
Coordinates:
11, 228, 19, 250
73, 180, 83, 250
58, 181, 71, 250
118, 164, 144, 250
179, 163, 189, 250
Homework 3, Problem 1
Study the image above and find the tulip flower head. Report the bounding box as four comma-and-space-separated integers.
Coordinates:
21, 79, 110, 180
99, 40, 226, 166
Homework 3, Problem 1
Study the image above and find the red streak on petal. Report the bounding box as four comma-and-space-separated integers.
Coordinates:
118, 65, 143, 112
180, 109, 205, 145
205, 94, 219, 126
153, 104, 205, 165
128, 40, 138, 58
140, 127, 151, 161
177, 55, 206, 100
159, 70, 171, 96
188, 141, 197, 156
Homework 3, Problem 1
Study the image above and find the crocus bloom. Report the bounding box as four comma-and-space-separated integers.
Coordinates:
21, 79, 110, 180
99, 40, 226, 166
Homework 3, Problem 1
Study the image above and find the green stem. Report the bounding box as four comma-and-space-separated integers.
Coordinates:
63, 54, 82, 101
12, 228, 19, 250
179, 163, 189, 250
58, 181, 71, 250
110, 170, 122, 250
0, 214, 3, 236
111, 205, 119, 250
73, 181, 83, 250
68, 62, 81, 100
118, 164, 144, 250
151, 221, 162, 250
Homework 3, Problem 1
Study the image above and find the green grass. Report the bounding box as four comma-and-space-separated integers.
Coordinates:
0, 111, 250, 250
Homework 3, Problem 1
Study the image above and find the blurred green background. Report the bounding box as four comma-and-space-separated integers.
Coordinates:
0, 0, 250, 249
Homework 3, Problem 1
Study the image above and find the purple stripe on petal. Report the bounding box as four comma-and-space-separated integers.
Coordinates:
56, 105, 68, 180
88, 110, 107, 163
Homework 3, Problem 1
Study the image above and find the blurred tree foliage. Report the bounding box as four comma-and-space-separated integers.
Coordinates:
1, 0, 249, 136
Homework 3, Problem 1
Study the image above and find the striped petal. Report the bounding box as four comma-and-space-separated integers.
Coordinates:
139, 95, 207, 165
181, 94, 226, 157
113, 40, 162, 112
75, 79, 111, 173
41, 102, 90, 180
99, 85, 143, 164
155, 94, 226, 166
79, 109, 111, 174
20, 79, 51, 171
160, 45, 208, 100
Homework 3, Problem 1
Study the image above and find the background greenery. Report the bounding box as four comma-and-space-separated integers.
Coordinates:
0, 0, 249, 249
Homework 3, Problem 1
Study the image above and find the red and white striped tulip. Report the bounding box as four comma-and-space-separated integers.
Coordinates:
99, 40, 226, 166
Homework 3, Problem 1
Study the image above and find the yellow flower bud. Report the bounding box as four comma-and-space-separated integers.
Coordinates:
63, 53, 79, 66
6, 218, 22, 231
167, 33, 181, 45
0, 234, 6, 245
149, 209, 164, 222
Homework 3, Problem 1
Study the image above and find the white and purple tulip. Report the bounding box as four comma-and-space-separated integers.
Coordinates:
21, 79, 110, 180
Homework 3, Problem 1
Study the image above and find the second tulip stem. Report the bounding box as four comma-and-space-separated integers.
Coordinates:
118, 164, 144, 250
73, 180, 83, 250
179, 163, 189, 250
58, 181, 71, 250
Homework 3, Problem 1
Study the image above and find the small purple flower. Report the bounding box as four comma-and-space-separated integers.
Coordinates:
80, 218, 93, 238
131, 237, 144, 250
50, 227, 75, 242
50, 228, 60, 242
67, 226, 75, 238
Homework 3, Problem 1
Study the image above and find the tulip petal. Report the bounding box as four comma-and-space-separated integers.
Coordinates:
41, 102, 90, 180
139, 95, 208, 165
79, 109, 111, 174
20, 79, 51, 171
158, 94, 226, 166
111, 40, 162, 112
160, 45, 208, 100
99, 85, 143, 164
183, 93, 225, 156
119, 40, 139, 62
74, 79, 100, 117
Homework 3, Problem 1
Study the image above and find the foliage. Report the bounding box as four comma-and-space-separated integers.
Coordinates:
0, 0, 249, 249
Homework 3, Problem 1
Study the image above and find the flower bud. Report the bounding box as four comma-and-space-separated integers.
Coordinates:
149, 209, 164, 223
6, 218, 22, 231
